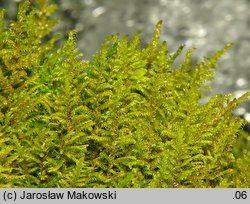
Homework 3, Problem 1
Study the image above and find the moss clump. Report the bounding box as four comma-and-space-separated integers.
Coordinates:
0, 0, 249, 187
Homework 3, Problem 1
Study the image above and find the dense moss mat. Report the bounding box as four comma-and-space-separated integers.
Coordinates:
0, 0, 249, 187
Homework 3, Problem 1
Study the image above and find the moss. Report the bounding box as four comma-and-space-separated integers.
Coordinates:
0, 0, 249, 187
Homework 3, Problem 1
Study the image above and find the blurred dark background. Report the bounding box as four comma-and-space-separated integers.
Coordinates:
1, 0, 250, 121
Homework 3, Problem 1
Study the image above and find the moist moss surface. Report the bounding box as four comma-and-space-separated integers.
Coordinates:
0, 0, 249, 187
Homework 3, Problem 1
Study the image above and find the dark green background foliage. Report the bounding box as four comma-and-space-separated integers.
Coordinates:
0, 0, 249, 187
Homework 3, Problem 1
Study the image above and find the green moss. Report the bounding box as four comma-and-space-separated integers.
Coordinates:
0, 0, 249, 187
